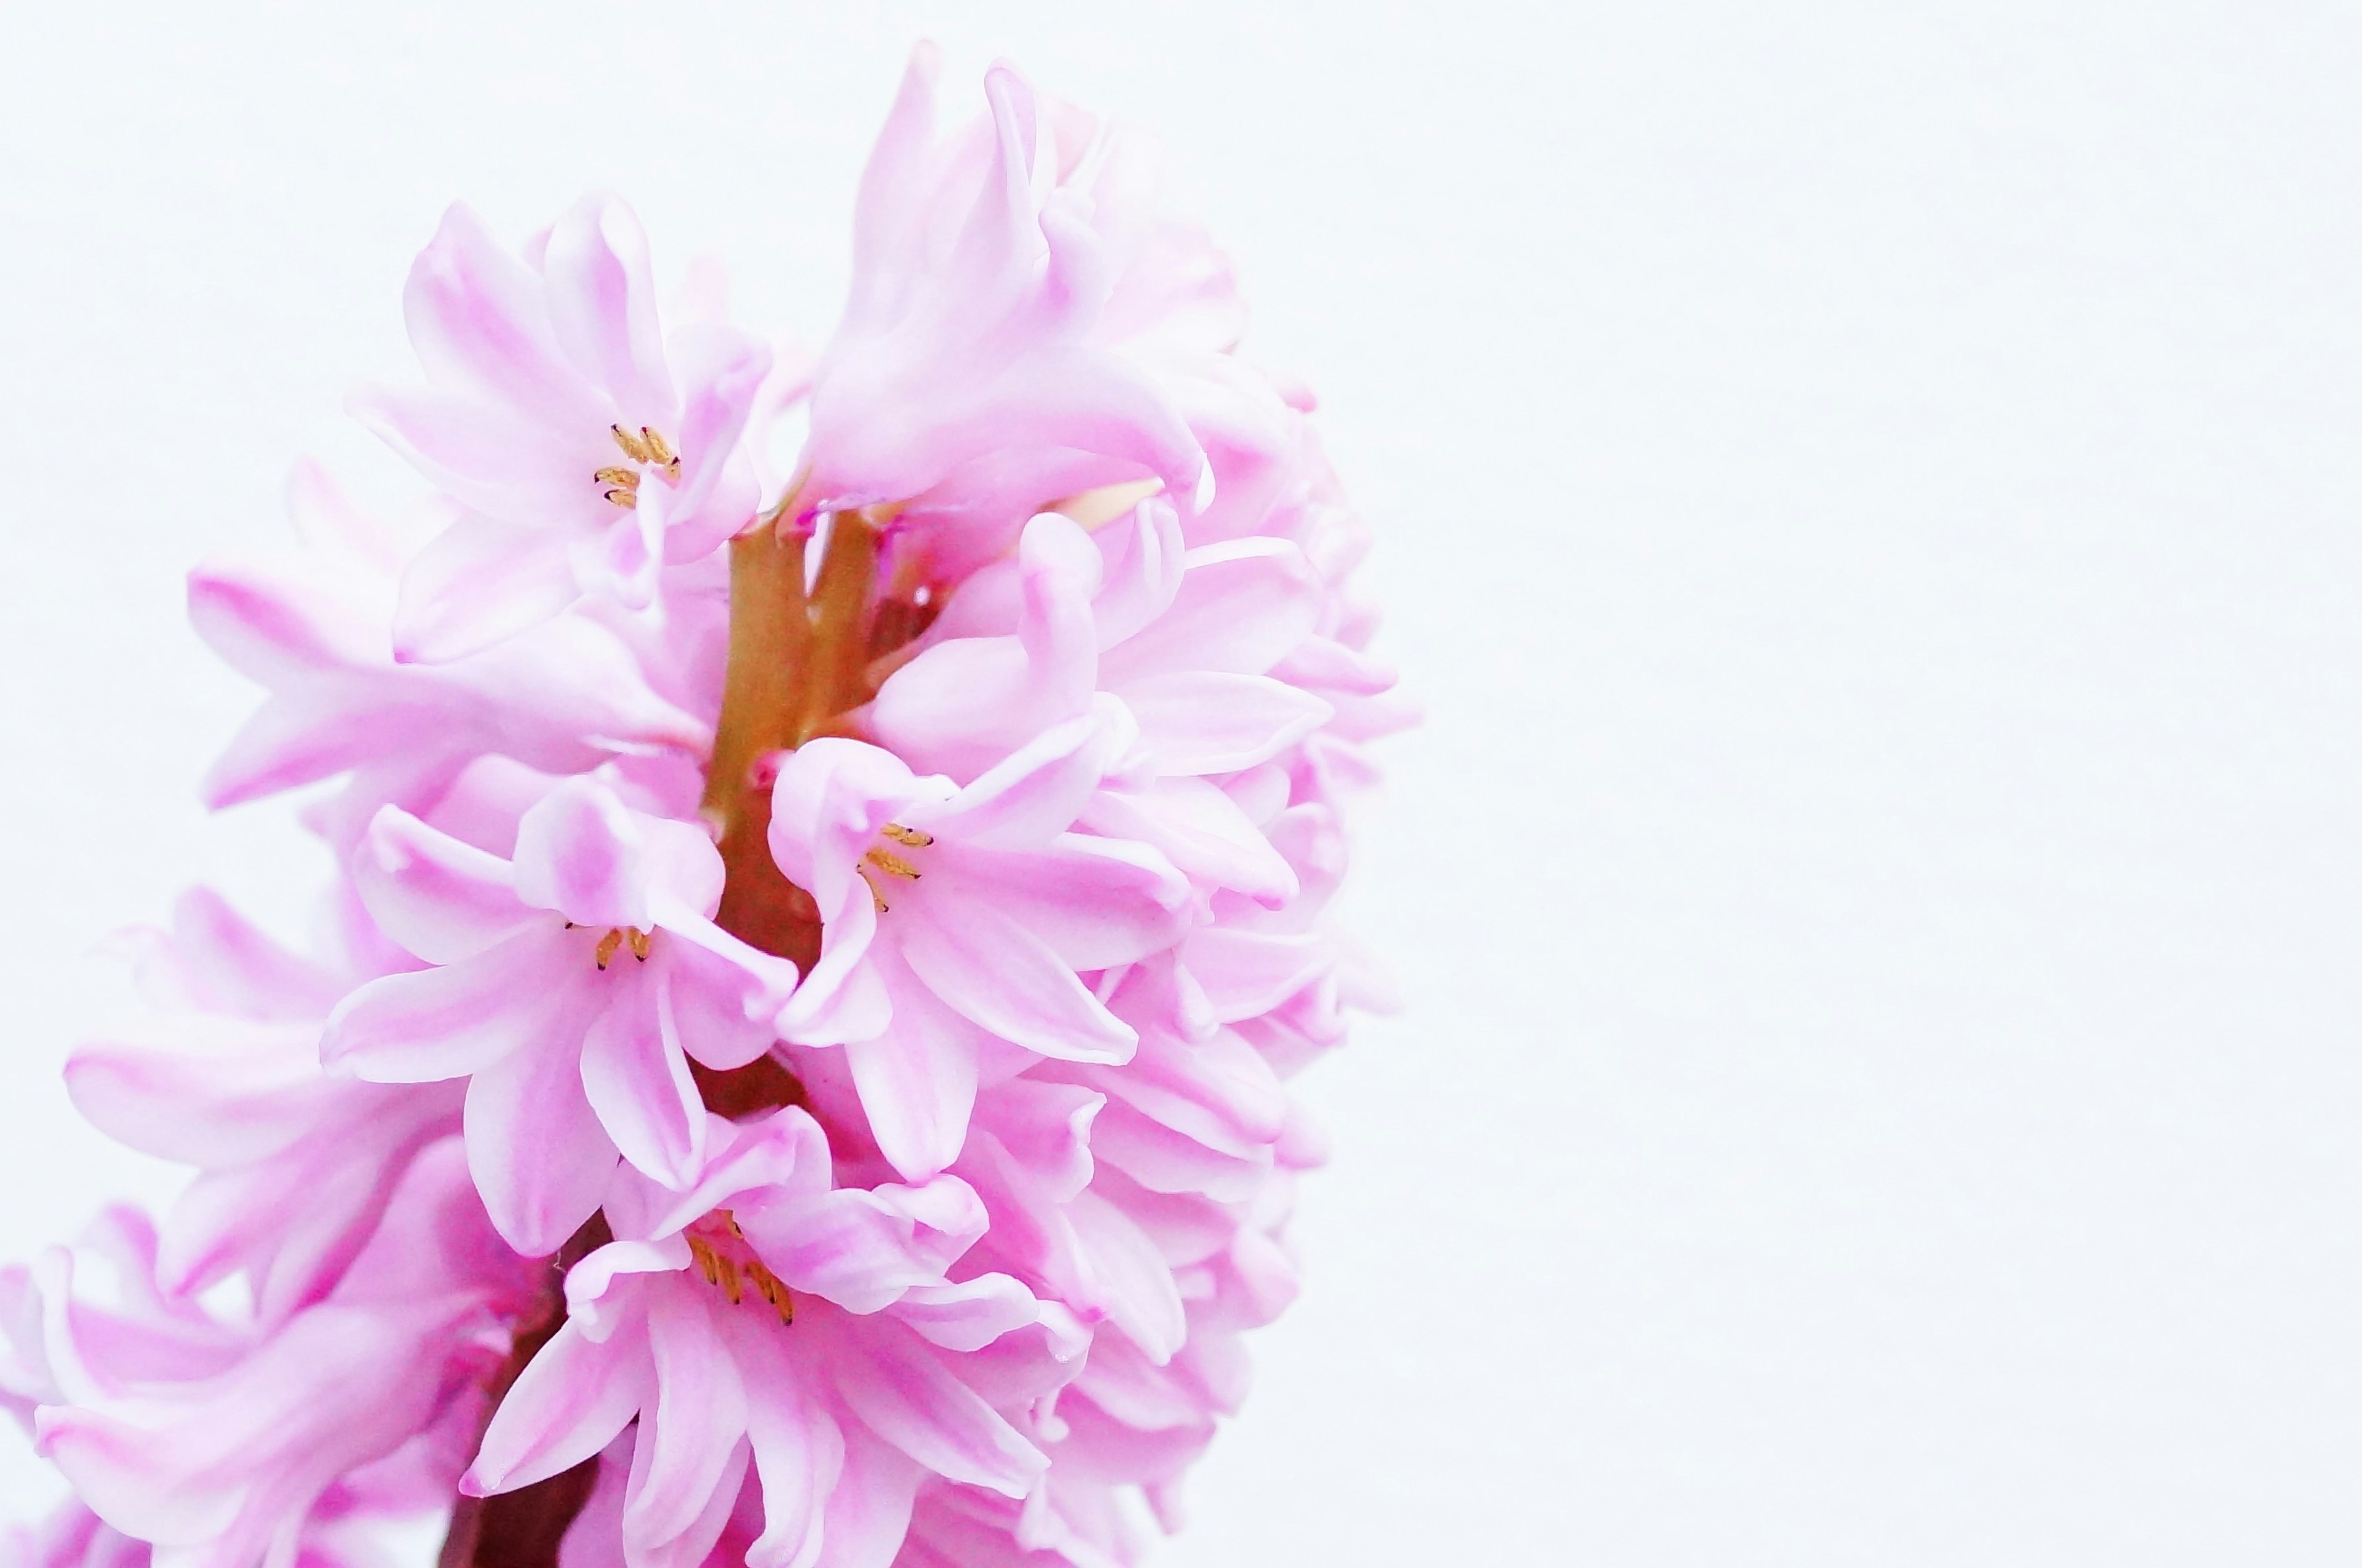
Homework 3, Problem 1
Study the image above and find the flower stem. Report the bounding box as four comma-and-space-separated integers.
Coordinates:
437, 1216, 612, 1568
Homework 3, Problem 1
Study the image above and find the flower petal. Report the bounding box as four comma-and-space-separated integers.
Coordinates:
898, 902, 1134, 1062
467, 1317, 651, 1495
843, 1013, 979, 1183
352, 805, 536, 965
463, 1018, 616, 1256
579, 973, 707, 1190
321, 931, 572, 1083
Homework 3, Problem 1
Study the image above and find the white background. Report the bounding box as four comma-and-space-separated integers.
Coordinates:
4, 1, 2361, 1562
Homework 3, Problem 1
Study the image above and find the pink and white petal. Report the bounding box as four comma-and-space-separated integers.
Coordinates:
627, 1432, 749, 1568
722, 1321, 841, 1568
463, 1017, 618, 1256
565, 1241, 694, 1339
579, 980, 707, 1190
1078, 500, 1187, 649
353, 805, 535, 965
805, 1422, 920, 1568
766, 739, 928, 894
773, 929, 894, 1051
1068, 1190, 1186, 1364
186, 557, 383, 685
402, 202, 605, 428
511, 778, 653, 930
626, 1289, 749, 1553
1182, 928, 1334, 1022
897, 904, 1134, 1062
65, 1025, 324, 1166
541, 194, 675, 425
466, 1318, 652, 1495
843, 1014, 979, 1183
866, 637, 1054, 779
820, 1315, 1045, 1498
1118, 671, 1331, 775
905, 709, 1119, 853
321, 932, 573, 1083
929, 838, 1187, 971
567, 501, 667, 612
1097, 538, 1321, 686
885, 1276, 1040, 1355
637, 821, 730, 923
1078, 776, 1297, 907
392, 512, 586, 665
743, 1177, 984, 1314
635, 1111, 822, 1242
349, 386, 585, 526
202, 693, 422, 811
664, 322, 773, 535
649, 932, 790, 1073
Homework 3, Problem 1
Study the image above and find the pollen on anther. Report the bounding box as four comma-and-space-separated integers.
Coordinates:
864, 846, 921, 880
880, 822, 934, 848
627, 928, 652, 962
594, 928, 626, 970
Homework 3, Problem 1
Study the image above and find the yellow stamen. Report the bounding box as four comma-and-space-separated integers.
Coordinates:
864, 846, 921, 880
627, 928, 652, 961
880, 822, 934, 848
594, 928, 625, 969
610, 423, 655, 463
857, 867, 889, 914
603, 487, 638, 509
594, 466, 640, 490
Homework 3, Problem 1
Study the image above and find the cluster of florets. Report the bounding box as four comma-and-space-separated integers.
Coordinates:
0, 48, 1403, 1568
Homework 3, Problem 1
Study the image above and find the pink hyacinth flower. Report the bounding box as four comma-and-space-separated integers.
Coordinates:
766, 714, 1191, 1182
464, 1108, 1083, 1568
65, 888, 461, 1327
796, 52, 1204, 558
11, 1148, 528, 1568
870, 504, 1330, 905
322, 778, 798, 1254
352, 196, 770, 661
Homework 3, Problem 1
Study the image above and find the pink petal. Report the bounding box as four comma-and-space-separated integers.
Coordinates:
541, 194, 675, 425
186, 558, 381, 685
886, 1276, 1039, 1355
322, 931, 574, 1083
808, 1422, 920, 1568
402, 202, 603, 429
352, 805, 535, 965
720, 1321, 842, 1568
349, 384, 585, 527
510, 778, 666, 929
1097, 538, 1321, 686
392, 513, 585, 664
463, 1013, 617, 1256
1079, 775, 1297, 906
743, 1176, 984, 1314
844, 1009, 980, 1182
1067, 1190, 1185, 1364
897, 902, 1134, 1063
905, 710, 1117, 853
928, 835, 1187, 971
467, 1318, 651, 1495
662, 323, 772, 548
1118, 671, 1331, 774
625, 1289, 748, 1556
579, 975, 707, 1189
821, 1315, 1044, 1498
650, 929, 791, 1072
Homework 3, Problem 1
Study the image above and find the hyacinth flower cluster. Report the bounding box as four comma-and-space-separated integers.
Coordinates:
0, 49, 1404, 1568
